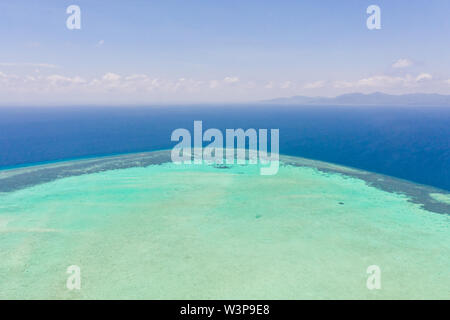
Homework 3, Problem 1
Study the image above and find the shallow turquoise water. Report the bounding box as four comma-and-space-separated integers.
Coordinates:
0, 157, 449, 299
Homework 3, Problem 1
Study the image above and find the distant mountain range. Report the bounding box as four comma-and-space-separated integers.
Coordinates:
261, 92, 450, 106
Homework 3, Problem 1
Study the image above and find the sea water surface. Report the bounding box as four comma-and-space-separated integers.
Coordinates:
0, 151, 449, 299
0, 105, 449, 190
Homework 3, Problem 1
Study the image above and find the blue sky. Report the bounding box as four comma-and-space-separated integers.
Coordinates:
1, 0, 450, 105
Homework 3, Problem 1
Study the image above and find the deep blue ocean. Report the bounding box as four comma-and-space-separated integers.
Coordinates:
0, 105, 449, 191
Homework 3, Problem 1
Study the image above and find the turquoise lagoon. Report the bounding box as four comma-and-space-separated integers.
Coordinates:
0, 151, 449, 299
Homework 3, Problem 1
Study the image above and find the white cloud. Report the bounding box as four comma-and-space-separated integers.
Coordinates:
0, 68, 448, 105
415, 73, 432, 82
333, 73, 433, 89
356, 75, 406, 87
223, 76, 239, 84
280, 81, 292, 89
96, 40, 105, 47
392, 58, 413, 68
102, 72, 121, 81
304, 81, 325, 89
47, 74, 86, 85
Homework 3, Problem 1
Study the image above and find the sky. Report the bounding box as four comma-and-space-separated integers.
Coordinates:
1, 0, 450, 105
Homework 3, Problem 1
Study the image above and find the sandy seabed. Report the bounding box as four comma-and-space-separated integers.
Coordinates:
0, 151, 449, 299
